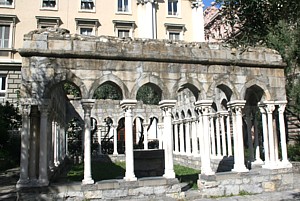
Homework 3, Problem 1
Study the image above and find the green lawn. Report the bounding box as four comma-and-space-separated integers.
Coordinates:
67, 161, 200, 188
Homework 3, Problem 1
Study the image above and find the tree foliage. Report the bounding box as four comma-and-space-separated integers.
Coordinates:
93, 83, 122, 100
136, 84, 162, 105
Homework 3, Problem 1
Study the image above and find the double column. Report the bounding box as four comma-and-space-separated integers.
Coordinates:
137, 0, 157, 39
191, 0, 205, 42
121, 100, 137, 181
195, 100, 214, 175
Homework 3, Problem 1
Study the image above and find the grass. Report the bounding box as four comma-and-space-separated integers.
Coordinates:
67, 161, 200, 189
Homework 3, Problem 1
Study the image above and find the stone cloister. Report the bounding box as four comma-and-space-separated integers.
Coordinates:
16, 29, 292, 190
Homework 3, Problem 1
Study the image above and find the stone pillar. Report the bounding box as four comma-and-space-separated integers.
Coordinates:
191, 117, 198, 156
53, 122, 60, 167
159, 100, 176, 178
48, 118, 55, 170
219, 112, 227, 156
81, 99, 95, 185
137, 0, 156, 39
265, 102, 276, 168
29, 105, 39, 183
245, 108, 254, 162
226, 111, 232, 156
173, 121, 179, 154
276, 101, 292, 167
97, 127, 102, 155
195, 100, 214, 175
191, 0, 205, 42
113, 124, 118, 155
252, 113, 263, 165
215, 114, 221, 158
229, 101, 248, 172
179, 120, 185, 154
38, 101, 50, 186
198, 114, 204, 159
158, 123, 164, 149
121, 100, 137, 181
258, 104, 270, 167
143, 123, 149, 150
210, 114, 216, 157
185, 118, 191, 156
17, 103, 31, 188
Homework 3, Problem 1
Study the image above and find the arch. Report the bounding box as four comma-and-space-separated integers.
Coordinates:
206, 78, 238, 101
171, 77, 205, 100
136, 83, 162, 105
93, 81, 123, 100
131, 74, 170, 99
44, 71, 88, 99
240, 79, 271, 101
89, 74, 129, 99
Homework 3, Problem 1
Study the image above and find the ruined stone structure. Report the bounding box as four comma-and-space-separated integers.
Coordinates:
16, 28, 293, 197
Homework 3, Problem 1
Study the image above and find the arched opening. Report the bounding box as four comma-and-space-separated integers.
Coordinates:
93, 81, 123, 100
136, 83, 162, 105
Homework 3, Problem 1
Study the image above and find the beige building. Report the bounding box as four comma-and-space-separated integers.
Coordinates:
0, 0, 206, 104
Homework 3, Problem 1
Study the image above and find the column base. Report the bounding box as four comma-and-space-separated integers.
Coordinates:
163, 170, 176, 179
38, 178, 49, 187
113, 152, 118, 156
201, 168, 215, 176
16, 178, 30, 188
232, 165, 249, 173
252, 158, 264, 166
123, 176, 137, 181
278, 161, 293, 168
82, 178, 94, 185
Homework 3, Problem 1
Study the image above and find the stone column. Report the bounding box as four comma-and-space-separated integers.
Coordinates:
198, 115, 204, 159
48, 118, 55, 170
215, 114, 221, 158
219, 112, 227, 156
143, 123, 149, 150
29, 105, 39, 183
137, 0, 156, 39
38, 101, 50, 186
265, 102, 276, 168
245, 108, 254, 162
159, 100, 176, 178
191, 0, 205, 42
191, 117, 198, 156
258, 104, 270, 167
97, 127, 102, 155
195, 100, 214, 175
158, 123, 164, 149
17, 103, 31, 188
252, 113, 263, 165
113, 124, 118, 155
185, 118, 192, 156
276, 101, 292, 167
173, 121, 179, 154
226, 111, 232, 156
229, 101, 248, 172
121, 100, 137, 181
179, 120, 185, 154
81, 99, 95, 185
210, 114, 216, 157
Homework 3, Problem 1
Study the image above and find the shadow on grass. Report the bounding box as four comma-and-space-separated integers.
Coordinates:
174, 165, 200, 190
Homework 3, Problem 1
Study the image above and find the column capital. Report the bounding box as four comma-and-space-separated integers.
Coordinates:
263, 101, 276, 114
120, 99, 137, 111
195, 100, 213, 115
81, 99, 95, 110
217, 111, 228, 116
275, 100, 287, 113
159, 100, 176, 110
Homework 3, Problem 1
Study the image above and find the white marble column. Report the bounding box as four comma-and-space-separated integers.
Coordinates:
276, 101, 292, 167
226, 112, 232, 156
215, 114, 221, 158
191, 117, 198, 156
229, 101, 248, 172
17, 103, 31, 188
219, 112, 227, 156
195, 100, 214, 175
158, 123, 164, 149
137, 0, 156, 39
97, 127, 102, 155
38, 101, 50, 186
210, 114, 216, 157
191, 0, 205, 42
81, 99, 95, 185
143, 123, 149, 150
198, 115, 204, 159
245, 108, 254, 162
252, 113, 263, 165
258, 104, 270, 167
121, 100, 137, 181
179, 120, 185, 154
265, 102, 277, 168
159, 100, 176, 178
185, 118, 191, 156
173, 121, 179, 154
113, 124, 118, 155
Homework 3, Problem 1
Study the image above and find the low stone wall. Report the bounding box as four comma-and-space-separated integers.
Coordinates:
198, 168, 294, 197
292, 161, 300, 173
19, 177, 184, 200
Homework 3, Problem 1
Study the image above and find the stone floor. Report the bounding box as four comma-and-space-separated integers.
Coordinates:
0, 167, 299, 201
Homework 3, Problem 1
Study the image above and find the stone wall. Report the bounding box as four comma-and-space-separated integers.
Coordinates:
198, 168, 294, 197
0, 68, 21, 105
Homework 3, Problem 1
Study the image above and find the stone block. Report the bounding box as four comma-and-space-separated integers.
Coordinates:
262, 181, 276, 192
84, 190, 102, 199
33, 34, 48, 41
96, 179, 120, 189
23, 41, 47, 50
8, 74, 19, 79
48, 40, 72, 51
281, 174, 293, 185
138, 177, 167, 186
239, 184, 263, 194
153, 186, 167, 195
73, 41, 96, 52
224, 185, 239, 195
102, 189, 127, 199
128, 186, 154, 196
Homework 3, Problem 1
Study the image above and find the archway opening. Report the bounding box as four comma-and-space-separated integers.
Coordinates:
136, 83, 162, 105
93, 81, 123, 100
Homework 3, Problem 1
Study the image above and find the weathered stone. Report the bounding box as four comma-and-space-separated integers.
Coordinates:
262, 181, 276, 192
84, 190, 102, 199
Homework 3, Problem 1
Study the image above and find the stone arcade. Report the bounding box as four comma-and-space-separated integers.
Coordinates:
16, 29, 293, 198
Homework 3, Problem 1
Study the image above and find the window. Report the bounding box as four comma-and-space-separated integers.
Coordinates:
0, 25, 10, 48
80, 0, 95, 11
117, 0, 129, 12
76, 18, 99, 36
165, 23, 185, 40
36, 16, 61, 29
41, 0, 57, 9
0, 75, 6, 97
168, 0, 179, 16
0, 0, 13, 7
113, 20, 135, 38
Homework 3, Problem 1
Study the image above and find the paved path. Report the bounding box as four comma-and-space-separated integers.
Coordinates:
1, 168, 299, 201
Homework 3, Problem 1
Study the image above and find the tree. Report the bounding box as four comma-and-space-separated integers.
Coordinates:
93, 83, 122, 100
136, 84, 162, 105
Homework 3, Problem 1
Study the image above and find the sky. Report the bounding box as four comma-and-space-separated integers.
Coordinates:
203, 0, 216, 8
